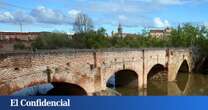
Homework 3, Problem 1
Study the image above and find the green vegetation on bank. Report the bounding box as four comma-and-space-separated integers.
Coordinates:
29, 23, 208, 55
14, 13, 208, 56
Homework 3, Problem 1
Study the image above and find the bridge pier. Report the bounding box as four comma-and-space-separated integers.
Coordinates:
143, 74, 148, 89
168, 65, 177, 82
139, 75, 144, 90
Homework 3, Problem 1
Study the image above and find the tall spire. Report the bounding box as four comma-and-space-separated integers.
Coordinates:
118, 23, 123, 37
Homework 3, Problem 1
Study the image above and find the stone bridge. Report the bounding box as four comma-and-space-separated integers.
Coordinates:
0, 48, 193, 95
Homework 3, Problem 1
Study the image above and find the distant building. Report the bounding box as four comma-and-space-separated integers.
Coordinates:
0, 32, 40, 51
66, 32, 74, 39
0, 32, 40, 41
149, 28, 172, 38
66, 32, 74, 36
117, 23, 123, 37
112, 24, 134, 37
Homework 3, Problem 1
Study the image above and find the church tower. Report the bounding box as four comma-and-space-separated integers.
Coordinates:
118, 23, 123, 38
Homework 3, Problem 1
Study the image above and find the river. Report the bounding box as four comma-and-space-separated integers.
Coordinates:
12, 72, 208, 96
115, 73, 208, 96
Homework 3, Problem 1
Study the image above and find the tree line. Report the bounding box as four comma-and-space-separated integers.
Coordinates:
14, 13, 208, 56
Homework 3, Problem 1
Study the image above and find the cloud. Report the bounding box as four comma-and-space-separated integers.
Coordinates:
13, 11, 34, 24
152, 0, 186, 5
154, 17, 170, 27
83, 0, 156, 27
116, 15, 152, 27
0, 12, 14, 23
89, 0, 155, 14
118, 15, 128, 22
0, 6, 76, 25
68, 9, 81, 18
1, 0, 206, 28
0, 1, 183, 27
0, 11, 34, 24
144, 0, 206, 5
203, 22, 208, 27
31, 6, 71, 24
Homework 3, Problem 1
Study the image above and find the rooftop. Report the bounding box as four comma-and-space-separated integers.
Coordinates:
0, 32, 41, 35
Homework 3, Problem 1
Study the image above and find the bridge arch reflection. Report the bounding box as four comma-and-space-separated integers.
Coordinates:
147, 64, 167, 81
12, 82, 87, 96
147, 64, 167, 95
176, 60, 190, 91
145, 61, 191, 96
145, 73, 192, 96
106, 69, 139, 95
168, 73, 192, 96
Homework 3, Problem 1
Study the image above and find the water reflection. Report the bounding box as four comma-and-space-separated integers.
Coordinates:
12, 84, 54, 96
110, 73, 208, 96
106, 70, 139, 96
183, 73, 208, 95
12, 83, 87, 96
11, 73, 208, 96
147, 80, 168, 96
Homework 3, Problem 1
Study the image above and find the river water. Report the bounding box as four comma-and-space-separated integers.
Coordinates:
115, 73, 208, 96
12, 72, 208, 96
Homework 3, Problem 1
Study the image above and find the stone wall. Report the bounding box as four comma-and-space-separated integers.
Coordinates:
0, 48, 193, 95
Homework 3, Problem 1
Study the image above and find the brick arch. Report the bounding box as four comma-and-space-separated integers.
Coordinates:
106, 69, 139, 84
168, 69, 193, 96
167, 49, 193, 82
146, 63, 166, 80
100, 65, 141, 90
169, 58, 191, 82
146, 63, 166, 77
178, 60, 189, 72
142, 63, 166, 88
177, 59, 191, 74
175, 59, 191, 81
0, 72, 91, 96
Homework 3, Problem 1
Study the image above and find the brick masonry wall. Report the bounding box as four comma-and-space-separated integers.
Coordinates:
0, 48, 193, 95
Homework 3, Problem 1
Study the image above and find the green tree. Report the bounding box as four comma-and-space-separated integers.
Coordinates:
14, 42, 27, 50
32, 32, 70, 49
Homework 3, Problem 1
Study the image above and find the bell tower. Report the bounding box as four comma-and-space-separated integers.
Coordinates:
118, 23, 123, 38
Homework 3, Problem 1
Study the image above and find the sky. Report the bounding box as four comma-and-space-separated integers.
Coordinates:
0, 0, 208, 34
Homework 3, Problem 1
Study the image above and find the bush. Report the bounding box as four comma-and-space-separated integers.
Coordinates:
14, 42, 27, 50
29, 24, 208, 56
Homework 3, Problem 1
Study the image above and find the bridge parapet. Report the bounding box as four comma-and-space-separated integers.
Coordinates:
0, 48, 193, 95
0, 48, 191, 54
